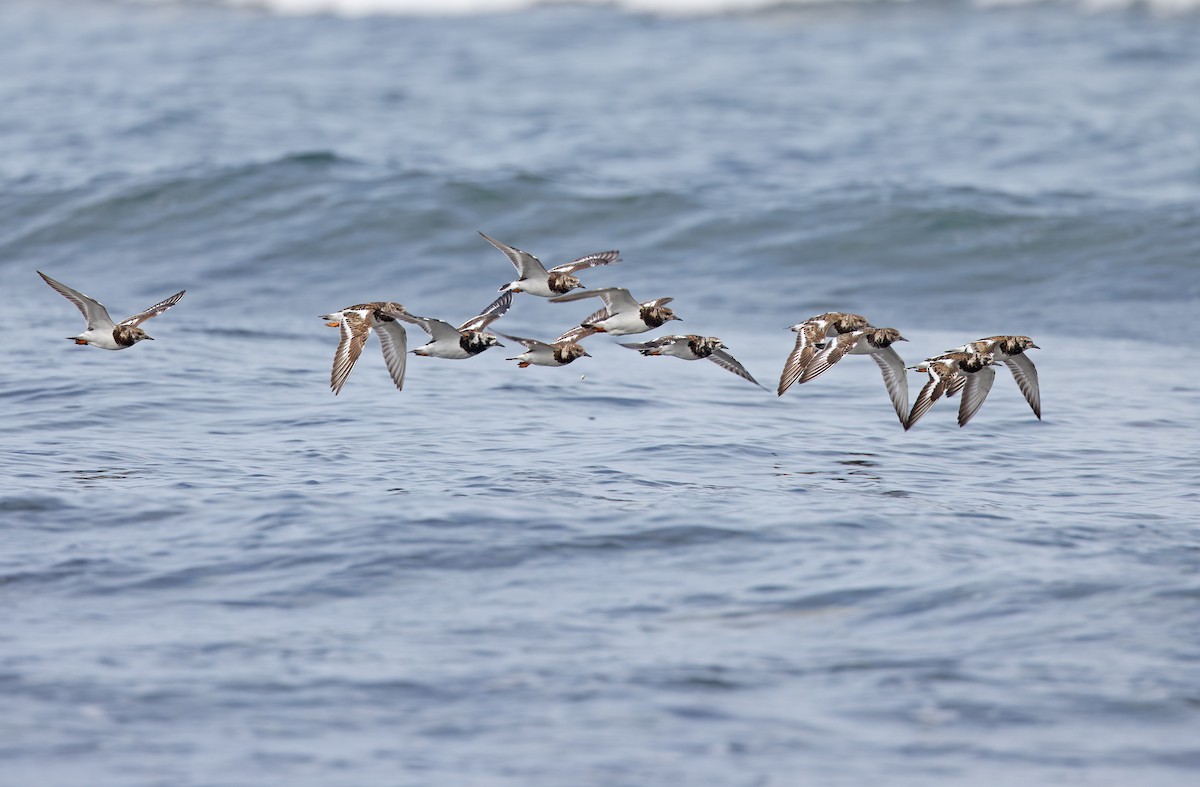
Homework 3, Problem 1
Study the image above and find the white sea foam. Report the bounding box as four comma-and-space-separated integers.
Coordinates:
147, 0, 1200, 16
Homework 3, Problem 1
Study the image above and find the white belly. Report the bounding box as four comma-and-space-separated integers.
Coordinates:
514, 278, 556, 298
594, 311, 648, 336
77, 328, 124, 350
417, 341, 471, 360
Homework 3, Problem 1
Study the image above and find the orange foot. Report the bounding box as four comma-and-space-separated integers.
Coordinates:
518, 362, 530, 368
325, 322, 340, 327
74, 339, 89, 345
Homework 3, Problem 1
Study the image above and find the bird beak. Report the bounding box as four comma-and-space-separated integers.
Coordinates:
1030, 343, 1041, 349
145, 336, 155, 341
495, 343, 506, 348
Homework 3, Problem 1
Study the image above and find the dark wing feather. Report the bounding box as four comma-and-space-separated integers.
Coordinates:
709, 349, 762, 387
331, 312, 372, 395
38, 271, 116, 331
479, 232, 548, 278
1003, 354, 1041, 419
548, 250, 620, 275
957, 366, 997, 427
119, 290, 186, 327
459, 291, 513, 332
777, 324, 822, 396
905, 373, 948, 431
375, 321, 408, 392
798, 332, 858, 384
871, 346, 910, 425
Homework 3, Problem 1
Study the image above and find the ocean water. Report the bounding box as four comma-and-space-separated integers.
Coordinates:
2, 1, 1200, 785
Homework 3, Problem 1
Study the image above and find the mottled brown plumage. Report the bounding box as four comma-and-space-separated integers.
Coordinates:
320, 302, 408, 395
778, 312, 872, 396
905, 351, 996, 430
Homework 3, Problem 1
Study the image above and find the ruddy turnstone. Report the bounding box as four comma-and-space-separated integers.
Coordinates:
549, 287, 680, 343
905, 351, 996, 430
797, 327, 910, 425
38, 271, 185, 350
396, 291, 512, 359
498, 330, 591, 368
319, 302, 408, 395
618, 334, 761, 387
945, 335, 1041, 419
778, 312, 871, 396
480, 232, 619, 297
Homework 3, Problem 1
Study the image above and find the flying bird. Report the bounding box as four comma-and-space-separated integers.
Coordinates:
480, 232, 619, 297
396, 291, 512, 359
619, 334, 761, 387
905, 351, 996, 430
796, 327, 909, 425
319, 302, 408, 395
945, 335, 1041, 419
38, 271, 185, 350
550, 287, 680, 343
497, 330, 592, 368
778, 312, 870, 396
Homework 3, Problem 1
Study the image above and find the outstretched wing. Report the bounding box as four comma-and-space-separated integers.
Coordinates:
375, 320, 408, 392
495, 332, 551, 352
459, 291, 513, 332
331, 312, 373, 395
395, 312, 460, 343
798, 331, 859, 385
38, 271, 116, 331
557, 324, 599, 345
119, 290, 186, 328
709, 349, 762, 387
1003, 354, 1041, 419
957, 366, 997, 427
548, 250, 620, 275
618, 336, 677, 352
871, 346, 910, 425
777, 322, 824, 396
479, 232, 548, 279
549, 287, 639, 314
905, 367, 951, 431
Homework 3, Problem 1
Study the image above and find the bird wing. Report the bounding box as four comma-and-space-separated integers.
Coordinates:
957, 366, 996, 427
905, 367, 950, 431
479, 232, 548, 278
118, 290, 186, 327
374, 320, 408, 392
395, 312, 459, 343
777, 323, 824, 396
459, 291, 513, 332
578, 304, 612, 327
549, 287, 639, 314
330, 312, 373, 395
548, 250, 620, 275
798, 332, 859, 385
556, 324, 599, 345
709, 349, 762, 387
871, 346, 910, 425
945, 372, 968, 398
617, 336, 676, 352
643, 297, 674, 308
1003, 353, 1041, 419
495, 332, 551, 352
38, 271, 116, 331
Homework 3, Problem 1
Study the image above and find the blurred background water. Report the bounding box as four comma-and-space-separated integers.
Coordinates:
1, 1, 1199, 785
